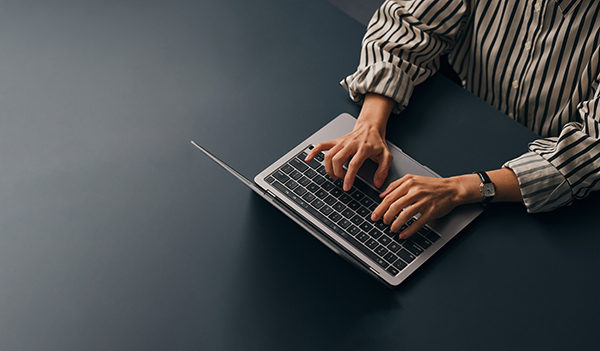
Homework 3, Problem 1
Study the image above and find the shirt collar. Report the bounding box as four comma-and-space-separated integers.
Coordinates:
554, 0, 581, 16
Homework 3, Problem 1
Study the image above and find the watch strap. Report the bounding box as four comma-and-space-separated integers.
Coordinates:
474, 171, 494, 207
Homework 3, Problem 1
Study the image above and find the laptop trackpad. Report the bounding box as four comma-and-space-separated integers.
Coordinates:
355, 142, 440, 192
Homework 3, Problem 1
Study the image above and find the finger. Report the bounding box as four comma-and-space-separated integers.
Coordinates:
323, 142, 345, 180
398, 214, 428, 239
380, 177, 405, 198
306, 140, 336, 162
331, 146, 354, 179
372, 182, 409, 222
342, 149, 368, 191
390, 203, 420, 233
373, 151, 393, 188
382, 189, 412, 225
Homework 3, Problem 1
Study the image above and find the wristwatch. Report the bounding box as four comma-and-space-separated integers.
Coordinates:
474, 171, 495, 207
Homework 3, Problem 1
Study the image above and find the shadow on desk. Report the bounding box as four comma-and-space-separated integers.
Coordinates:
220, 194, 408, 350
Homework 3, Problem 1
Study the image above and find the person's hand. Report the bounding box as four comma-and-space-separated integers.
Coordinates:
305, 93, 396, 191
370, 174, 468, 239
305, 121, 393, 191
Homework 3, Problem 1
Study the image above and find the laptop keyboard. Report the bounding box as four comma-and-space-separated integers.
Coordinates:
264, 146, 441, 277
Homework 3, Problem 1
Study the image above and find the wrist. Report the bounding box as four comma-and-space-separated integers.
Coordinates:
356, 93, 395, 136
452, 174, 484, 205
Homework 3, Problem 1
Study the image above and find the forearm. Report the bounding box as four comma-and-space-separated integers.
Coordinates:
453, 168, 523, 205
355, 93, 396, 137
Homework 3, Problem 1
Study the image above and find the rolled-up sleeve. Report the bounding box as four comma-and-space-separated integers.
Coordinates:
341, 0, 468, 113
504, 81, 600, 213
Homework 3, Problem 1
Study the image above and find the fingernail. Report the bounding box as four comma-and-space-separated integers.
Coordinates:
371, 214, 378, 221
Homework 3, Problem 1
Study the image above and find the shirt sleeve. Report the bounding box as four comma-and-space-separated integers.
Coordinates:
504, 78, 600, 213
340, 0, 468, 113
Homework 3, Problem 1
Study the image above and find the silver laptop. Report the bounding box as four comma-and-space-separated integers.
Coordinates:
192, 113, 482, 287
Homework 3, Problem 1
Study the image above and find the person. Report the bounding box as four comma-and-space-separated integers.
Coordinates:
305, 0, 600, 239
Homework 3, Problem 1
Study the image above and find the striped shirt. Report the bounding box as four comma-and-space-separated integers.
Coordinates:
341, 0, 600, 213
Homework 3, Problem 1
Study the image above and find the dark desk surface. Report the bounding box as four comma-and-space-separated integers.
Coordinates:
0, 0, 598, 350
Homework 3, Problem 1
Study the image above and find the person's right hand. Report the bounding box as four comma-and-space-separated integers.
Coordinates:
305, 121, 393, 191
304, 93, 396, 191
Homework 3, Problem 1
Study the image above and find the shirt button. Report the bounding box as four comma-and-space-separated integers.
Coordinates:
524, 41, 532, 50
512, 80, 519, 89
535, 3, 542, 12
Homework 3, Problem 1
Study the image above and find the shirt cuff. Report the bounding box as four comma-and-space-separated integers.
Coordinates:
340, 62, 414, 115
503, 152, 573, 213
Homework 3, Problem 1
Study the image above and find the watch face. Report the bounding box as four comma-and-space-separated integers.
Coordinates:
482, 183, 495, 197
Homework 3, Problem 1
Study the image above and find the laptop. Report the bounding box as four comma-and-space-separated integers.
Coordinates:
192, 113, 482, 287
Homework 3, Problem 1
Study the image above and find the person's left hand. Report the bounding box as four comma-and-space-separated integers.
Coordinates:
370, 174, 467, 239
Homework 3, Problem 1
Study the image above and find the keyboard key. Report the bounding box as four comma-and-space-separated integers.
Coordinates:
356, 206, 370, 218
315, 152, 324, 162
313, 175, 325, 185
360, 197, 374, 208
375, 221, 387, 231
425, 229, 441, 242
324, 195, 336, 206
403, 240, 423, 256
305, 158, 321, 169
397, 249, 416, 264
341, 208, 354, 218
328, 212, 342, 223
315, 189, 327, 199
289, 158, 307, 172
293, 186, 307, 196
312, 199, 324, 209
307, 182, 319, 193
333, 202, 345, 212
338, 219, 351, 229
285, 179, 298, 190
334, 178, 344, 188
411, 234, 432, 250
377, 235, 391, 245
273, 170, 290, 184
339, 194, 352, 204
290, 170, 302, 180
375, 245, 388, 257
322, 182, 334, 191
347, 225, 360, 236
387, 242, 401, 253
369, 203, 379, 212
320, 205, 333, 216
369, 228, 382, 239
351, 191, 365, 201
357, 232, 369, 242
281, 163, 294, 174
359, 222, 373, 232
265, 176, 275, 184
331, 188, 343, 197
392, 259, 407, 271
383, 252, 398, 264
302, 192, 315, 202
386, 266, 400, 276
366, 238, 378, 249
317, 165, 327, 175
304, 169, 317, 179
348, 201, 360, 211
350, 215, 363, 226
298, 176, 310, 186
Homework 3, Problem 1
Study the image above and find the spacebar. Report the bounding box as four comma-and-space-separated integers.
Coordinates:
272, 181, 384, 267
